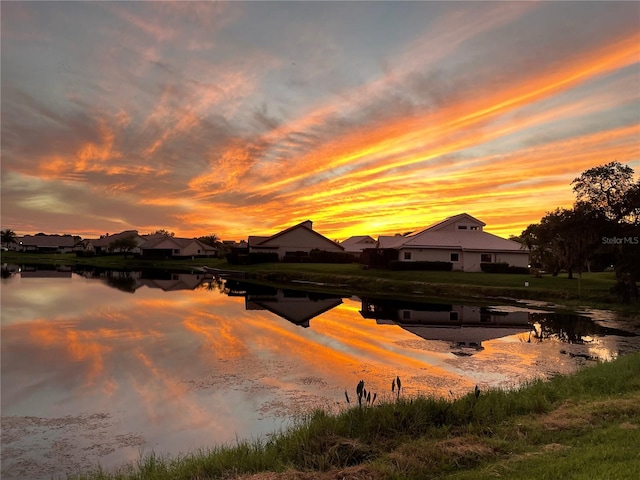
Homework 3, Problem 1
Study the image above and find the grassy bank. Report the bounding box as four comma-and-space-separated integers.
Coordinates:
71, 352, 640, 480
2, 252, 637, 311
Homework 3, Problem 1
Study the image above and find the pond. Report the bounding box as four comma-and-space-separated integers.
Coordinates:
1, 266, 639, 479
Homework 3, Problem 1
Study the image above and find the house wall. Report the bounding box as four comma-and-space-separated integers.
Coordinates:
259, 228, 342, 259
398, 248, 464, 269
460, 251, 529, 272
438, 218, 484, 232
21, 244, 75, 253
180, 242, 211, 257
395, 306, 529, 325
147, 239, 213, 257
399, 248, 529, 272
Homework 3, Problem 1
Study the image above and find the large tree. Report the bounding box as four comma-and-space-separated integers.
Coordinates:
521, 161, 638, 290
571, 161, 637, 222
108, 235, 139, 258
527, 206, 605, 278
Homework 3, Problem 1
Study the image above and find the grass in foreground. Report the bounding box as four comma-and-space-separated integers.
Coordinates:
71, 353, 640, 480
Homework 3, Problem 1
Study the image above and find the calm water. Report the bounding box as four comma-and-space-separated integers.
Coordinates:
1, 267, 639, 479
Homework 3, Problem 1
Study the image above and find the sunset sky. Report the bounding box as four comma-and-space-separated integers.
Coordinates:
1, 1, 639, 241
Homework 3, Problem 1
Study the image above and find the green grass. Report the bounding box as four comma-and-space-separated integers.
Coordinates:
0, 251, 228, 270
68, 353, 640, 480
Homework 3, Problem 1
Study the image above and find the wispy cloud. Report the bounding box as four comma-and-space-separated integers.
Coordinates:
1, 1, 638, 239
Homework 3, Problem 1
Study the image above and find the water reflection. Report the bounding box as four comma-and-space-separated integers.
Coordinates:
1, 270, 638, 480
223, 280, 346, 327
360, 298, 531, 353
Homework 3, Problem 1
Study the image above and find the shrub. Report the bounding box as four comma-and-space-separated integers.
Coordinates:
480, 263, 530, 274
480, 262, 509, 273
248, 252, 280, 264
309, 249, 355, 264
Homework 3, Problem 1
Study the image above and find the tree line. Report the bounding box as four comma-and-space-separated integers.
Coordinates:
514, 161, 639, 301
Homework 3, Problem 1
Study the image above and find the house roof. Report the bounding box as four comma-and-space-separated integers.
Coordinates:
377, 235, 410, 249
340, 235, 376, 246
378, 213, 524, 252
88, 230, 141, 247
18, 235, 76, 248
403, 213, 486, 239
248, 236, 271, 247
340, 236, 376, 253
402, 231, 524, 251
250, 220, 344, 251
140, 236, 215, 251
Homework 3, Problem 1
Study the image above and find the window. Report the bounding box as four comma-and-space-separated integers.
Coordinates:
450, 253, 459, 262
449, 311, 459, 321
470, 226, 479, 230
173, 249, 180, 254
402, 310, 411, 320
481, 253, 492, 263
457, 225, 467, 230
403, 251, 412, 260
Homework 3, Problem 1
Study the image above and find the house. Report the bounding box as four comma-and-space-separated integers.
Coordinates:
16, 234, 77, 253
340, 235, 377, 254
248, 220, 344, 261
81, 230, 146, 255
139, 236, 216, 258
376, 213, 529, 272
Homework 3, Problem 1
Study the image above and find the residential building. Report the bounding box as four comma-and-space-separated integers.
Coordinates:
139, 236, 216, 258
376, 213, 529, 272
81, 230, 146, 255
248, 220, 344, 261
340, 235, 376, 254
16, 234, 77, 253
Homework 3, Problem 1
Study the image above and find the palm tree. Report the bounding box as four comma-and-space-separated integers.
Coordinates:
1, 229, 18, 248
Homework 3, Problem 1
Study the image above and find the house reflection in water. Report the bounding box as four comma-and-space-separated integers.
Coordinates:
359, 298, 531, 353
138, 272, 208, 292
78, 269, 209, 293
18, 265, 73, 278
224, 280, 344, 327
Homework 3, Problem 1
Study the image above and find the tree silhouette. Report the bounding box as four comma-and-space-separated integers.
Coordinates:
1, 229, 18, 247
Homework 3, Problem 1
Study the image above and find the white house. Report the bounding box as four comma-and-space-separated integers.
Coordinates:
81, 230, 146, 255
140, 236, 216, 258
248, 220, 344, 260
340, 235, 377, 254
377, 213, 529, 272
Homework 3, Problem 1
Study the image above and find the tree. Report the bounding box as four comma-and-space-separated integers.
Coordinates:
621, 181, 640, 226
152, 229, 174, 237
571, 161, 636, 222
198, 234, 220, 247
108, 235, 139, 258
527, 206, 605, 279
522, 161, 639, 302
1, 229, 18, 247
